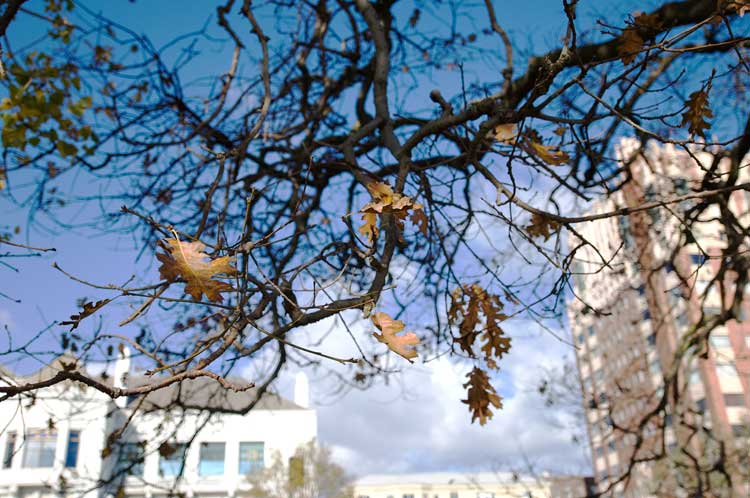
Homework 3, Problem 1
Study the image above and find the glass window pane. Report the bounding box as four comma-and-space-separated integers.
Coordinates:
22, 429, 57, 468
65, 430, 80, 468
116, 442, 145, 477
3, 432, 16, 469
199, 442, 225, 476
159, 443, 187, 477
239, 442, 264, 475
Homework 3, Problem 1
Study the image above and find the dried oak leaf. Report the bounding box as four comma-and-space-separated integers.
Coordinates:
61, 299, 111, 331
462, 367, 503, 425
525, 212, 561, 241
618, 28, 643, 65
156, 238, 236, 302
359, 181, 426, 243
493, 123, 518, 143
448, 284, 511, 366
371, 311, 420, 362
527, 139, 569, 166
680, 88, 713, 138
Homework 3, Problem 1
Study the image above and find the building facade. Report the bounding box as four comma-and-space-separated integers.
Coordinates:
567, 140, 750, 496
0, 350, 316, 498
353, 472, 595, 498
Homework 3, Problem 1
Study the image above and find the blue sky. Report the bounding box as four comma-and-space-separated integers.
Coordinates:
0, 0, 653, 476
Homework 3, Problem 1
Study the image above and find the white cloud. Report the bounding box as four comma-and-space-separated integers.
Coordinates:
289, 319, 593, 478
0, 308, 14, 331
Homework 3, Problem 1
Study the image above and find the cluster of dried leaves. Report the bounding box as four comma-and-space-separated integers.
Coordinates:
359, 181, 427, 243
449, 284, 512, 424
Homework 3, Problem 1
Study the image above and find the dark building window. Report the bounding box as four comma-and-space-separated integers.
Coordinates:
647, 333, 656, 346
588, 325, 595, 337
642, 309, 651, 321
724, 393, 746, 407
696, 398, 707, 413
115, 442, 145, 477
2, 431, 16, 469
65, 430, 80, 468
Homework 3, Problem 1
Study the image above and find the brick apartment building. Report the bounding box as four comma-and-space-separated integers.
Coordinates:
567, 140, 750, 497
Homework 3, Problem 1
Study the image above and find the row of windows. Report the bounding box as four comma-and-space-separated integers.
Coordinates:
117, 440, 264, 477
359, 494, 463, 498
2, 429, 79, 470
1, 430, 264, 478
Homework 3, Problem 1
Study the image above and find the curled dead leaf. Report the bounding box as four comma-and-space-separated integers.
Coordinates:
371, 311, 420, 362
681, 88, 713, 139
156, 237, 236, 302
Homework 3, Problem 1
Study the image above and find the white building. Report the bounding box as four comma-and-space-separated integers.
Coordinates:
353, 472, 595, 498
0, 350, 316, 498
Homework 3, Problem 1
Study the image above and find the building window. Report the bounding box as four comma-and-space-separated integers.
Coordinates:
642, 309, 651, 321
450, 494, 458, 498
65, 430, 80, 468
159, 443, 187, 477
239, 442, 264, 475
732, 424, 748, 438
22, 429, 57, 468
724, 393, 746, 407
696, 398, 707, 413
403, 495, 415, 498
115, 442, 145, 477
588, 326, 595, 337
689, 370, 701, 385
690, 253, 706, 265
709, 334, 731, 350
199, 442, 225, 476
2, 431, 16, 469
647, 333, 656, 346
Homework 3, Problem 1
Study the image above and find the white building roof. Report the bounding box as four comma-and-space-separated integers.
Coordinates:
354, 471, 541, 487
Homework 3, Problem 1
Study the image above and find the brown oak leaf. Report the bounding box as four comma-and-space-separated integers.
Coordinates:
618, 28, 643, 65
448, 284, 511, 366
681, 88, 713, 138
462, 367, 503, 425
371, 312, 420, 362
525, 212, 561, 241
359, 181, 426, 243
156, 238, 236, 302
61, 299, 112, 331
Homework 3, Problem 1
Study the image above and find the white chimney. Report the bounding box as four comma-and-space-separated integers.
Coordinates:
113, 345, 131, 407
293, 372, 310, 408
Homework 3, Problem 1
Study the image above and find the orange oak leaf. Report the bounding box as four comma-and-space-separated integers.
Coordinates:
371, 311, 420, 362
527, 139, 569, 166
493, 123, 518, 143
156, 238, 236, 302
